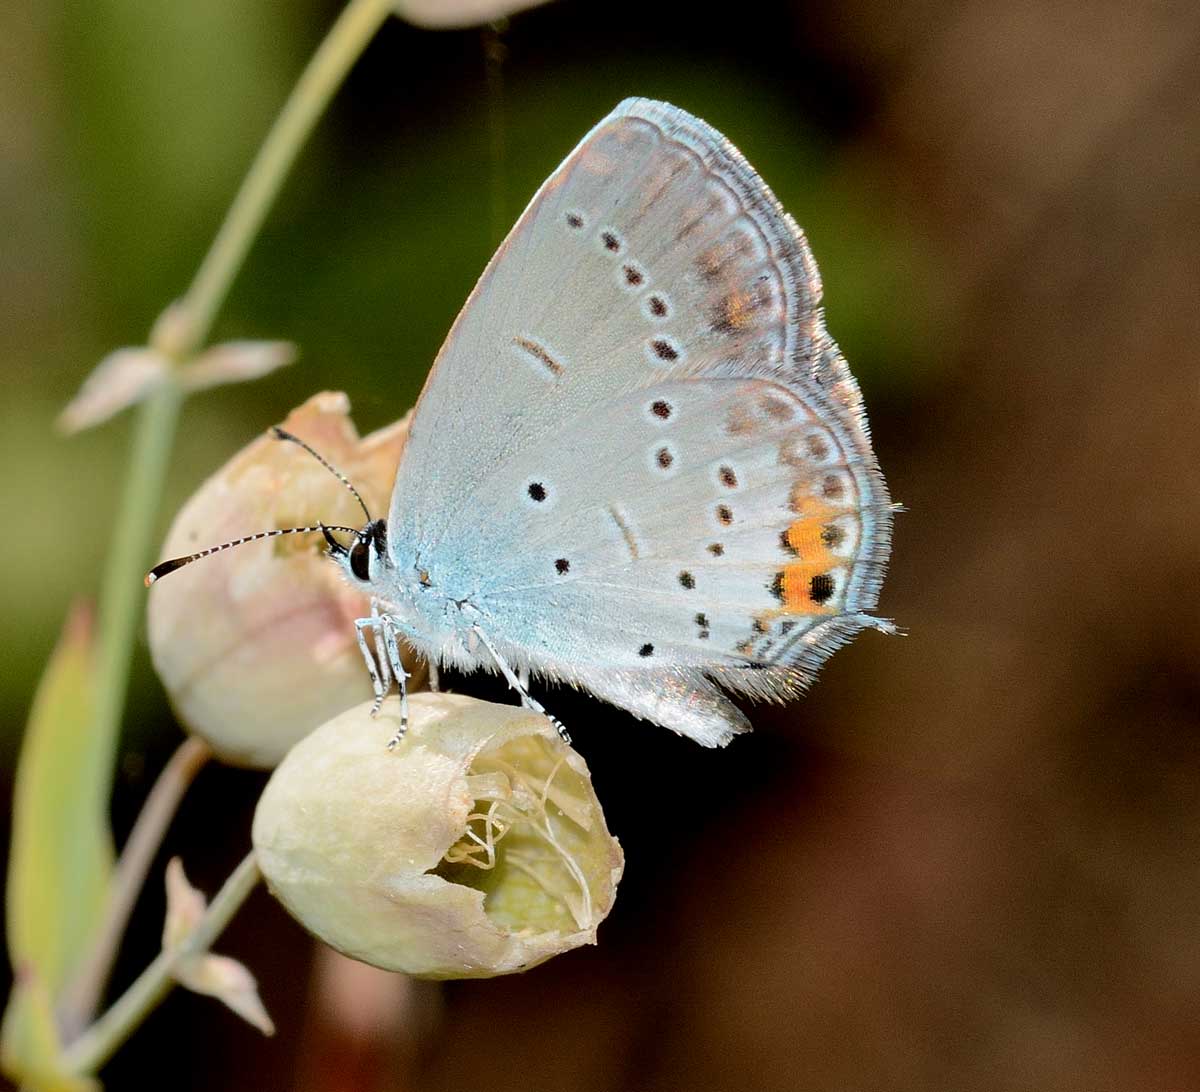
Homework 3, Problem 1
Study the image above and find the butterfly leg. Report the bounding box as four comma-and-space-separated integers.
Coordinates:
353, 614, 388, 715
369, 597, 396, 705
471, 624, 571, 745
379, 615, 410, 750
427, 660, 440, 692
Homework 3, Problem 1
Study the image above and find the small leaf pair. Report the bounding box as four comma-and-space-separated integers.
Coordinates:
57, 341, 295, 436
163, 861, 273, 1036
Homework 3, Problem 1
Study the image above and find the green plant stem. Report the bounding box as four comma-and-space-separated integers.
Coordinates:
60, 737, 213, 1035
48, 0, 421, 1073
175, 0, 396, 357
90, 379, 184, 814
62, 852, 262, 1077
94, 0, 396, 754
82, 0, 395, 987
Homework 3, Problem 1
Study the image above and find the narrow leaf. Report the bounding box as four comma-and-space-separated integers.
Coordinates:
56, 349, 166, 435
162, 857, 205, 950
175, 954, 275, 1036
179, 340, 296, 393
6, 603, 114, 996
0, 971, 98, 1092
162, 859, 274, 1036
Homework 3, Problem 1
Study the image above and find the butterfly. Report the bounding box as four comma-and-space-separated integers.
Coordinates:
150, 98, 894, 748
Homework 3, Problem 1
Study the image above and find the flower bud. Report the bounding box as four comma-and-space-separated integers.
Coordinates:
393, 0, 551, 29
148, 391, 418, 768
252, 693, 624, 979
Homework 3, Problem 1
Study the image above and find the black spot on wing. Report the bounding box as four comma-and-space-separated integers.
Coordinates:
821, 524, 846, 549
810, 573, 836, 604
513, 336, 564, 377
650, 338, 679, 362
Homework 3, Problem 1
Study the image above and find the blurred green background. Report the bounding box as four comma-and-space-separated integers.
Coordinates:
2, 1, 1198, 1090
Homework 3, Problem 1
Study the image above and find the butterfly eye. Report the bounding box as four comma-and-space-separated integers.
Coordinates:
349, 538, 371, 582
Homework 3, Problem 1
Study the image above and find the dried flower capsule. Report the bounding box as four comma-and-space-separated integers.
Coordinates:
148, 391, 418, 768
252, 693, 624, 978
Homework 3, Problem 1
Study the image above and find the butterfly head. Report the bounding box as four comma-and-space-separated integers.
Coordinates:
323, 518, 388, 586
145, 428, 393, 590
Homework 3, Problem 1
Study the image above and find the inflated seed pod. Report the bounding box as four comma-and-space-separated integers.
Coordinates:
252, 693, 624, 978
147, 391, 419, 767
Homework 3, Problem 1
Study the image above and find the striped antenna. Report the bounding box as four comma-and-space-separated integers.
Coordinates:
144, 524, 359, 586
270, 427, 371, 522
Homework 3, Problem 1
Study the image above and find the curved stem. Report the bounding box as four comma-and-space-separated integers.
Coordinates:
61, 737, 214, 1034
89, 378, 184, 826
62, 852, 262, 1077
173, 0, 396, 358
63, 7, 397, 1061
55, 3, 396, 1072
82, 0, 395, 974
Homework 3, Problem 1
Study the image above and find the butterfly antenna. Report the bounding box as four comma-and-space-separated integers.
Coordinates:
270, 426, 372, 522
145, 524, 359, 586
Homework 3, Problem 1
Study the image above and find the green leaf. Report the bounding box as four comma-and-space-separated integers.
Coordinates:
1, 972, 98, 1092
5, 602, 114, 998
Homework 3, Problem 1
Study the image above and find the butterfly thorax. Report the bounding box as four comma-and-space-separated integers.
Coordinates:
353, 532, 491, 668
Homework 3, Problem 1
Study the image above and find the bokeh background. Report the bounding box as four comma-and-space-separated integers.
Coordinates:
3, 1, 1199, 1089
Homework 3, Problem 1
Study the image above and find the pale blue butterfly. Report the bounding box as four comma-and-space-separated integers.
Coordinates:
150, 99, 894, 748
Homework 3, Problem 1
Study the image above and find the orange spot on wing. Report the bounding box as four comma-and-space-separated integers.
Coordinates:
715, 288, 755, 331
779, 561, 834, 612
785, 519, 835, 564
766, 519, 843, 618
788, 483, 843, 520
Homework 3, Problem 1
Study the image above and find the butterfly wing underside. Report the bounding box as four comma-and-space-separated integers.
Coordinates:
388, 98, 892, 745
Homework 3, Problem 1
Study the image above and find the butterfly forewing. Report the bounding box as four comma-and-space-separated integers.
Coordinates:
385, 98, 892, 744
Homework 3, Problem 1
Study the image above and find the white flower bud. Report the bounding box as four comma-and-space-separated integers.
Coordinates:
393, 0, 551, 29
252, 693, 623, 979
148, 391, 418, 768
